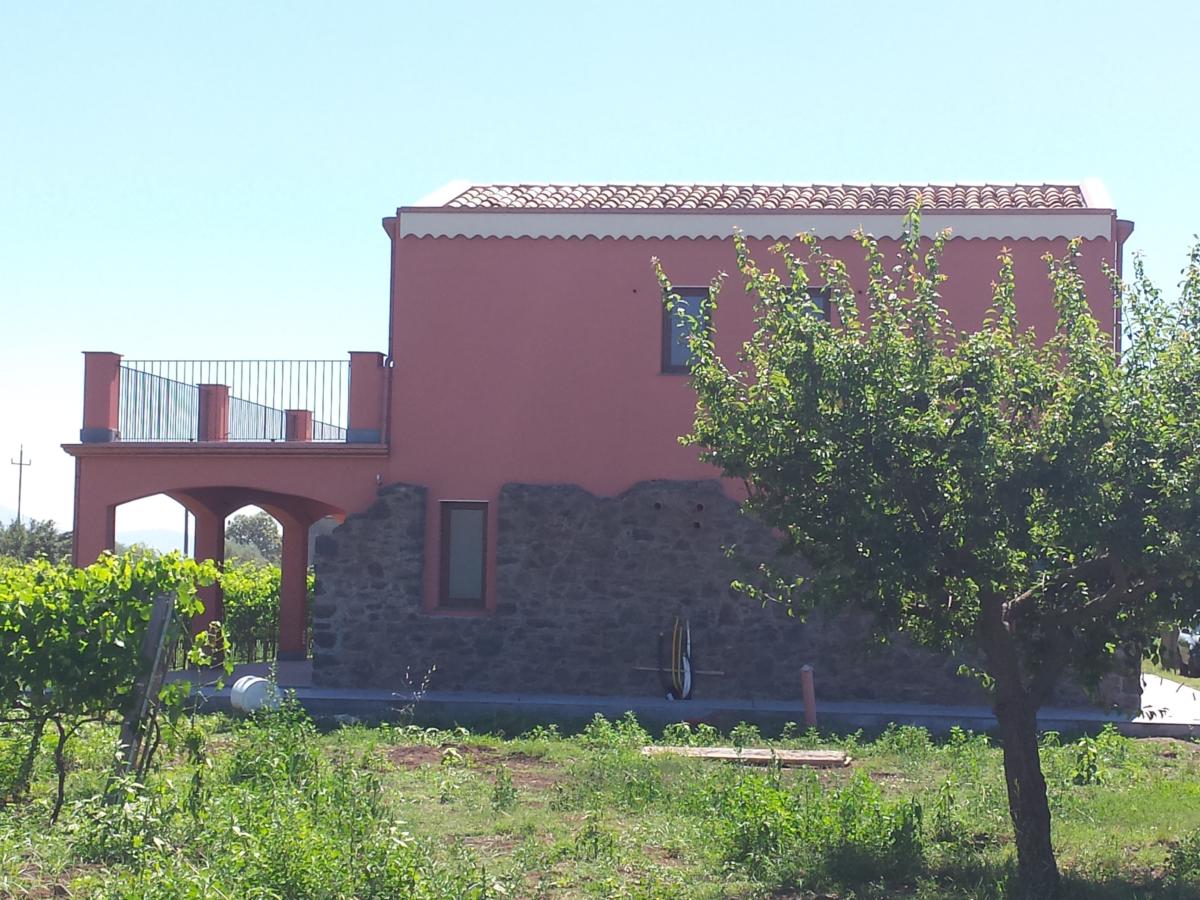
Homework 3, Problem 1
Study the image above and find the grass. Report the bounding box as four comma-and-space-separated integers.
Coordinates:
1145, 659, 1200, 692
4, 706, 1200, 897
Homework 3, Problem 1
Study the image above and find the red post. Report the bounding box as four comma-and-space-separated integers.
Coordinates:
347, 351, 386, 443
285, 409, 314, 442
191, 506, 226, 643
80, 351, 122, 442
801, 664, 817, 728
72, 479, 115, 565
197, 384, 230, 442
278, 516, 310, 660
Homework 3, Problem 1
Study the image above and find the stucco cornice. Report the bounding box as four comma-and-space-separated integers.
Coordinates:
395, 209, 1113, 242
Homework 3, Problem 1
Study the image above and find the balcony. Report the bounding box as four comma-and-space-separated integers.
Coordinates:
78, 351, 387, 446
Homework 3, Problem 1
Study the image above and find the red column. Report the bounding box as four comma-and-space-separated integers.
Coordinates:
191, 506, 226, 640
80, 352, 122, 443
347, 351, 386, 443
197, 384, 230, 442
285, 409, 313, 442
72, 467, 115, 565
278, 515, 310, 660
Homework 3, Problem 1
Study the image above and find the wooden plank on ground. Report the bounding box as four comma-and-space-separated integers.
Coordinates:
641, 746, 849, 767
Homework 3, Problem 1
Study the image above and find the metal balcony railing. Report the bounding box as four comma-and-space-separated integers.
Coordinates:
118, 360, 349, 442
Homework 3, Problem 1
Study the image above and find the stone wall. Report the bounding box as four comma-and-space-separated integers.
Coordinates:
311, 478, 991, 705
310, 483, 427, 688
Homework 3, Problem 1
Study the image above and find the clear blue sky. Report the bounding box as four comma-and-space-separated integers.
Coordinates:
2, 1, 1198, 539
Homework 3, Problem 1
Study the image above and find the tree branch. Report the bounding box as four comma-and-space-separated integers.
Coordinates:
1004, 554, 1113, 623
1050, 579, 1154, 631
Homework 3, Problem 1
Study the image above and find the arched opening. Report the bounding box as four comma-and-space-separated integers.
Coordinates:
173, 489, 344, 665
218, 507, 340, 665
106, 488, 345, 669
114, 494, 191, 555
220, 505, 285, 664
223, 505, 282, 565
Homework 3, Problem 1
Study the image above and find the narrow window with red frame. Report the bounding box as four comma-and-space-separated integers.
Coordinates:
809, 286, 832, 321
439, 501, 487, 609
661, 286, 709, 373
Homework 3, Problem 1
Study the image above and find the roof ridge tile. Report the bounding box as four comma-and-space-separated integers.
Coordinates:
435, 182, 1095, 211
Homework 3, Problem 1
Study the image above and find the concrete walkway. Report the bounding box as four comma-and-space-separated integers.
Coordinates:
176, 661, 1200, 738
1138, 672, 1200, 727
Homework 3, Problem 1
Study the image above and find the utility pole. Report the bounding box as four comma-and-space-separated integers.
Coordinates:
10, 446, 31, 526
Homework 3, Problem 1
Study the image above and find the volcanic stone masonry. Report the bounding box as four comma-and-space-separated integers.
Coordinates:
309, 478, 1052, 706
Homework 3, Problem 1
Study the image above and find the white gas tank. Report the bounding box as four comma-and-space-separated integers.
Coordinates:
230, 675, 280, 713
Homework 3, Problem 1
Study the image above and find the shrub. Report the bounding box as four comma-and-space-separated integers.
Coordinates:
875, 723, 935, 760
560, 715, 663, 812
729, 721, 763, 748
1169, 830, 1200, 884
572, 814, 620, 862
709, 768, 927, 890
67, 777, 171, 866
225, 695, 321, 787
581, 712, 651, 750
491, 765, 517, 811
660, 720, 719, 746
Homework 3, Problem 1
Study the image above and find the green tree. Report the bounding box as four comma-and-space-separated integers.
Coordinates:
0, 552, 221, 819
224, 538, 267, 565
658, 218, 1200, 898
0, 518, 71, 563
224, 511, 280, 563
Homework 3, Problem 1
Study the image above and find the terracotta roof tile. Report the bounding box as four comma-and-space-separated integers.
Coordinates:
441, 183, 1089, 211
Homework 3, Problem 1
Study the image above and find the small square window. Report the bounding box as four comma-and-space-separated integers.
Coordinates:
662, 287, 709, 373
808, 286, 832, 321
439, 501, 487, 608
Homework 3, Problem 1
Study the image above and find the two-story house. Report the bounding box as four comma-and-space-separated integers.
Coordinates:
67, 181, 1134, 703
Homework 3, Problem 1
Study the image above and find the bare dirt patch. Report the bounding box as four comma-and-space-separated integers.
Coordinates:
16, 863, 108, 898
385, 744, 562, 791
459, 833, 520, 855
1140, 737, 1200, 759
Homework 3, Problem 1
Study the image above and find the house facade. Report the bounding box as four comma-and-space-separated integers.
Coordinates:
67, 181, 1136, 704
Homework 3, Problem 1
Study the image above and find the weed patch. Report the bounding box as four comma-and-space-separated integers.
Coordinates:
3, 707, 1200, 897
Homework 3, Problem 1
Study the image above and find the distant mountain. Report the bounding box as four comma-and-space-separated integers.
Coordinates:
0, 506, 185, 555
0, 506, 69, 529
117, 528, 186, 554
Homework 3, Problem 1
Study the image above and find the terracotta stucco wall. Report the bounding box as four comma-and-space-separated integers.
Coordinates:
386, 232, 1118, 612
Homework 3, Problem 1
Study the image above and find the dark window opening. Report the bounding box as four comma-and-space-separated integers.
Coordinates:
662, 287, 709, 373
439, 501, 487, 608
808, 286, 833, 321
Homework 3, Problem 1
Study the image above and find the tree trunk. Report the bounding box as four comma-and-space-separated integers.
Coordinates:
994, 692, 1059, 899
12, 716, 46, 797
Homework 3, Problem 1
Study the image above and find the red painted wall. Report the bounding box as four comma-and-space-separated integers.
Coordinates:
386, 232, 1119, 611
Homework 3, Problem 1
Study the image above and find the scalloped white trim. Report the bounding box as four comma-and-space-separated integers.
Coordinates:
398, 211, 1111, 241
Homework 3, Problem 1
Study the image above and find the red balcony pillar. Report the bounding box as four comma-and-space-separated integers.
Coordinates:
197, 384, 229, 442
191, 506, 226, 643
72, 477, 115, 566
347, 351, 386, 443
277, 514, 310, 660
80, 351, 122, 443
285, 409, 313, 442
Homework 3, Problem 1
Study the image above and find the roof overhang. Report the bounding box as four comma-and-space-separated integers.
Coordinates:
393, 180, 1118, 242
394, 208, 1114, 242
